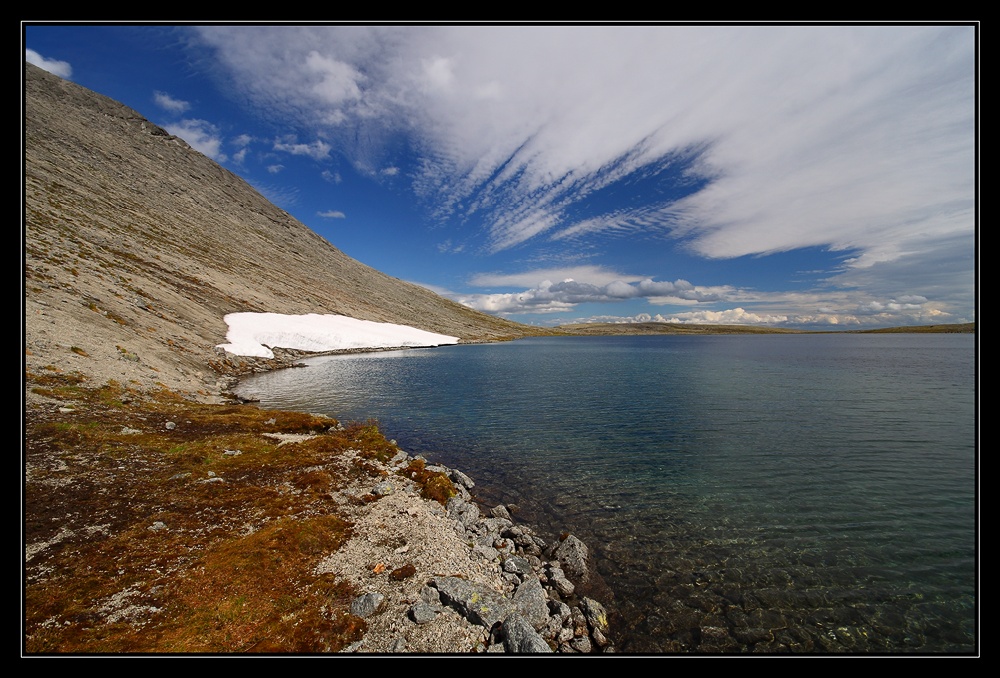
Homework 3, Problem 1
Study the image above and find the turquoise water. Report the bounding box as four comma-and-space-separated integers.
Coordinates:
234, 333, 978, 654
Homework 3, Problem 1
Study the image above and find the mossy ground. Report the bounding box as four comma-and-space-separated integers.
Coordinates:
22, 375, 422, 654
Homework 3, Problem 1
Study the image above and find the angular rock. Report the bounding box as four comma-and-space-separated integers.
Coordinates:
350, 592, 384, 618
500, 613, 553, 653
490, 504, 512, 521
579, 596, 610, 636
502, 555, 533, 577
408, 601, 439, 625
432, 576, 513, 629
420, 585, 441, 606
553, 534, 590, 583
548, 566, 575, 597
512, 575, 549, 630
472, 544, 500, 562
449, 468, 475, 490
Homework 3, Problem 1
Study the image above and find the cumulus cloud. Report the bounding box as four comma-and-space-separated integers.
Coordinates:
454, 275, 722, 315
25, 48, 71, 78
303, 50, 364, 105
153, 90, 191, 113
164, 119, 225, 161
470, 266, 643, 288
273, 137, 332, 160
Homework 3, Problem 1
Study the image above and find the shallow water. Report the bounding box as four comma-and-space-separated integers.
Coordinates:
235, 333, 977, 654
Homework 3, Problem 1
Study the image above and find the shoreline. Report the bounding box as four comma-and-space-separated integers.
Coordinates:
219, 343, 619, 653
24, 354, 617, 654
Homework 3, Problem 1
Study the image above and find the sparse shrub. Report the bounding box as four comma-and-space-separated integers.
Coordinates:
399, 458, 456, 506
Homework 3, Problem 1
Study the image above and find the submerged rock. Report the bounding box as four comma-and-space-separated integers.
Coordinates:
552, 534, 590, 583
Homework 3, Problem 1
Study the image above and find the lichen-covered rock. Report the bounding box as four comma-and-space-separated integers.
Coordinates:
432, 576, 513, 629
580, 596, 610, 637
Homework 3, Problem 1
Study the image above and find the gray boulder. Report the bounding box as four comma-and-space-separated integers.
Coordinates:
350, 592, 384, 618
512, 575, 549, 630
552, 534, 590, 583
500, 613, 553, 653
432, 576, 513, 629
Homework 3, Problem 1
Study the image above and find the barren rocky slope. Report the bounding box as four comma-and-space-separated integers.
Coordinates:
24, 61, 539, 403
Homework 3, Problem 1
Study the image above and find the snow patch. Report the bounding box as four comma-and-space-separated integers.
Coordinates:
217, 312, 459, 358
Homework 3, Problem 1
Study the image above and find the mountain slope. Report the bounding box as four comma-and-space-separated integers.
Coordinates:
24, 62, 538, 401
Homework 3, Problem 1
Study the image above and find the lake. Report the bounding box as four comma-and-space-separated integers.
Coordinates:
234, 333, 978, 654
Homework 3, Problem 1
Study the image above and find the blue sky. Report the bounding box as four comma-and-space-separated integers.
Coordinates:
24, 24, 977, 328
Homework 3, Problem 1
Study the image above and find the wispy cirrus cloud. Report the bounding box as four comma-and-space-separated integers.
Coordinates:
189, 26, 973, 259
184, 26, 975, 327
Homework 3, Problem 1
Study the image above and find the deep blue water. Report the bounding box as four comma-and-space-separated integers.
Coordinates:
234, 333, 978, 654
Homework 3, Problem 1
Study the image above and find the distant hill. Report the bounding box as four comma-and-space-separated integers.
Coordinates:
23, 62, 543, 401
555, 321, 975, 336
850, 322, 976, 334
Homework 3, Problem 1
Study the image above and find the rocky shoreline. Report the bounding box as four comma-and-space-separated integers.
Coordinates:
328, 446, 615, 654
215, 347, 617, 653
278, 414, 615, 654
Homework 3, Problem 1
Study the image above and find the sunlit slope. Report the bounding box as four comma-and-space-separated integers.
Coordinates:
24, 62, 542, 397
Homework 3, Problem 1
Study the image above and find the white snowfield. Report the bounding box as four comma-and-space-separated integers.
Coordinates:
217, 312, 460, 358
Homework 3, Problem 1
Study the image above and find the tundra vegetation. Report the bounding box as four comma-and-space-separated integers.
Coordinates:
24, 373, 457, 653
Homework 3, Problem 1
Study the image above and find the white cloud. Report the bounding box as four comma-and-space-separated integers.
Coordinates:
660, 308, 791, 325
188, 26, 975, 322
322, 170, 342, 183
318, 210, 346, 218
25, 48, 72, 78
273, 137, 332, 160
267, 164, 284, 173
458, 263, 960, 326
153, 90, 191, 113
422, 56, 455, 91
189, 26, 972, 257
304, 50, 364, 105
455, 273, 722, 315
470, 265, 643, 288
164, 119, 225, 161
